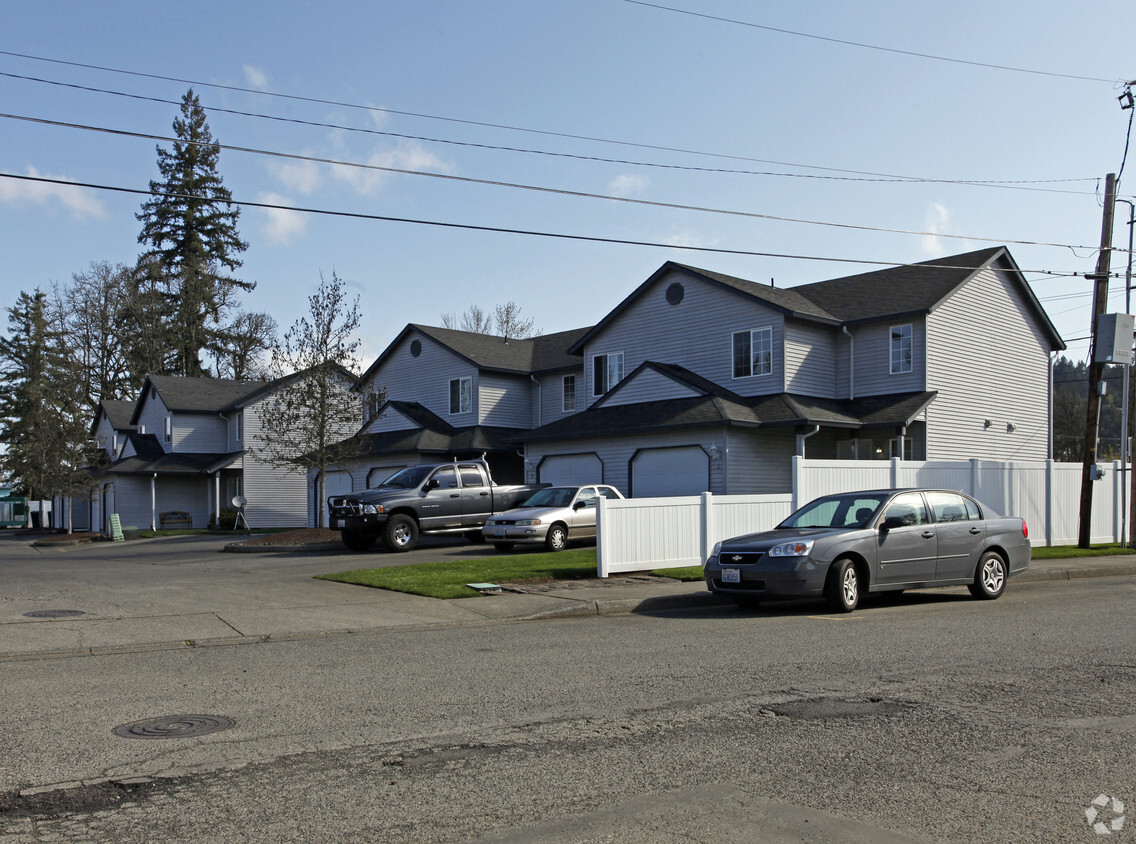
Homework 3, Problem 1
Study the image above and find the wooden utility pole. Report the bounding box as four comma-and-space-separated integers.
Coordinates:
1078, 172, 1118, 547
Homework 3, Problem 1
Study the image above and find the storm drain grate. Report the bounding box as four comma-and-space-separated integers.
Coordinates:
112, 715, 235, 740
23, 609, 87, 619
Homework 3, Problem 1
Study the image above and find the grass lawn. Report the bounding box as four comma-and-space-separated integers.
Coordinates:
317, 541, 1132, 599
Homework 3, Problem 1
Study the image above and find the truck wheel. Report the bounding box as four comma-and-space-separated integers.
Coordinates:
385, 514, 419, 552
341, 530, 376, 552
545, 524, 568, 552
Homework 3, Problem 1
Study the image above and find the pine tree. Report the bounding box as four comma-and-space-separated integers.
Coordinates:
137, 88, 251, 377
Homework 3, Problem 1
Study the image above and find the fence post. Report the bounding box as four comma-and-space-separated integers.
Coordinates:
1115, 460, 1122, 543
700, 491, 714, 564
1045, 459, 1054, 547
597, 496, 609, 578
791, 455, 801, 510
890, 457, 900, 489
970, 458, 979, 498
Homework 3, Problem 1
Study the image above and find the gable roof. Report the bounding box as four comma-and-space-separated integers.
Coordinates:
569, 247, 1064, 354
331, 400, 526, 459
92, 399, 138, 434
356, 324, 591, 387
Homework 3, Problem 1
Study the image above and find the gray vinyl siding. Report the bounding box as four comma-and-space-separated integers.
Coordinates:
784, 321, 838, 397
581, 268, 787, 403
172, 413, 228, 453
93, 415, 120, 456
358, 330, 476, 422
600, 369, 701, 407
479, 372, 530, 426
366, 407, 421, 433
239, 400, 308, 526
109, 474, 212, 530
720, 428, 798, 494
925, 265, 1051, 460
534, 369, 585, 426
848, 319, 926, 397
134, 394, 169, 447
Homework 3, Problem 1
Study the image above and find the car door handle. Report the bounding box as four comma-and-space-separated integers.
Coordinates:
922, 530, 935, 539
969, 527, 981, 534
479, 491, 489, 496
450, 493, 460, 498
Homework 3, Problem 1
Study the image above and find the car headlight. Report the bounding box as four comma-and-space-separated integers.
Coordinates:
514, 519, 542, 526
769, 540, 814, 557
710, 541, 722, 557
363, 504, 379, 515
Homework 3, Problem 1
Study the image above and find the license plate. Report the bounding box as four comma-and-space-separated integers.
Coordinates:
493, 528, 507, 537
722, 568, 741, 584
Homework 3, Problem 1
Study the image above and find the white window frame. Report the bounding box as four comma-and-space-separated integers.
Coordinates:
890, 324, 913, 374
889, 436, 914, 459
562, 374, 577, 412
234, 410, 243, 443
592, 352, 624, 397
732, 327, 773, 379
449, 376, 473, 415
164, 415, 172, 444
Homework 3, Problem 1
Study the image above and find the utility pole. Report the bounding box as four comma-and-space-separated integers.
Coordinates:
1078, 172, 1117, 548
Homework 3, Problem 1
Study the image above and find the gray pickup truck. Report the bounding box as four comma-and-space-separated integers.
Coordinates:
328, 460, 546, 553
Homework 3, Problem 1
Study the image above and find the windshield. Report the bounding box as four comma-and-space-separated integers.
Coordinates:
377, 466, 434, 490
521, 487, 577, 508
779, 493, 888, 529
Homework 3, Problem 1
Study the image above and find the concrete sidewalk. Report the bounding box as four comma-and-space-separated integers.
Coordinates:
2, 543, 1134, 661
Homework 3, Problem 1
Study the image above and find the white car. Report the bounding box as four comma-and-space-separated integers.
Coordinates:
482, 485, 625, 551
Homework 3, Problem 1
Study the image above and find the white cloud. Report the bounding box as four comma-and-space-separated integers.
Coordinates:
331, 143, 451, 195
243, 65, 269, 90
921, 202, 952, 255
270, 159, 323, 194
608, 173, 651, 198
259, 192, 307, 244
0, 166, 106, 219
663, 227, 719, 249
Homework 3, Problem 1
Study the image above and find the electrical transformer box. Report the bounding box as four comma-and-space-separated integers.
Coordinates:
1094, 313, 1135, 365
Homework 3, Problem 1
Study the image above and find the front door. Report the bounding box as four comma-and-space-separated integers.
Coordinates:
876, 492, 937, 585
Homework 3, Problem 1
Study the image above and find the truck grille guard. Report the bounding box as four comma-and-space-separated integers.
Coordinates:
328, 497, 364, 516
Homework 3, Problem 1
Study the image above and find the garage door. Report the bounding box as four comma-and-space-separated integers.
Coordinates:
539, 453, 603, 486
367, 465, 405, 488
632, 447, 709, 497
314, 471, 354, 527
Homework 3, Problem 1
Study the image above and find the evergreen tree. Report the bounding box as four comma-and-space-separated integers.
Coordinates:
137, 88, 251, 377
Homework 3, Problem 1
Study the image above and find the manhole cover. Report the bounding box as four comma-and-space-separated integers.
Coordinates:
112, 715, 235, 740
23, 609, 87, 619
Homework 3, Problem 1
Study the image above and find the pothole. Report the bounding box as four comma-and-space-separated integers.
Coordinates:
112, 715, 234, 739
768, 697, 910, 720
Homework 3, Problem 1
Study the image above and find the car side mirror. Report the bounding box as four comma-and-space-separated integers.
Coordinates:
424, 478, 439, 492
881, 516, 906, 531
573, 501, 587, 511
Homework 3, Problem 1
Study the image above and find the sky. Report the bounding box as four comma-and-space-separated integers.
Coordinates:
2, 0, 1135, 370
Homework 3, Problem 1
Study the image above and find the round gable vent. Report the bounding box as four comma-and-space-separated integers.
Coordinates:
665, 282, 685, 305
410, 339, 422, 357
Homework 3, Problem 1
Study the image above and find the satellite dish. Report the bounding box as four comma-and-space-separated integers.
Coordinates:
232, 495, 247, 508
231, 495, 250, 529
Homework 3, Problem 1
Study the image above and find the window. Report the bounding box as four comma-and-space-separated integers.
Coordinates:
449, 377, 472, 414
882, 492, 928, 527
164, 416, 172, 443
235, 411, 243, 443
926, 492, 973, 523
592, 352, 624, 396
431, 467, 458, 489
563, 375, 577, 412
457, 464, 485, 487
891, 324, 913, 374
732, 328, 773, 378
889, 437, 914, 459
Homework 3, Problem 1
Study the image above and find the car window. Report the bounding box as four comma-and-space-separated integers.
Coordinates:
883, 493, 929, 527
524, 488, 575, 507
598, 487, 622, 500
781, 494, 887, 529
926, 491, 971, 523
431, 467, 458, 489
457, 464, 484, 487
577, 488, 598, 508
964, 498, 982, 520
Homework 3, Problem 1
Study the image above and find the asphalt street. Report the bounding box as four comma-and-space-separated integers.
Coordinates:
1, 532, 1135, 842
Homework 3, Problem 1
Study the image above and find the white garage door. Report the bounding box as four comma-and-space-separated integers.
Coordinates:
539, 453, 603, 486
367, 465, 405, 488
632, 447, 709, 497
313, 471, 354, 527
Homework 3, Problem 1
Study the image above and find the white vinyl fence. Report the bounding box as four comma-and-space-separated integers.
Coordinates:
596, 457, 1128, 577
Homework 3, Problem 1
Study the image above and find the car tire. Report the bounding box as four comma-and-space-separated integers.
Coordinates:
493, 542, 515, 552
384, 514, 419, 553
341, 530, 376, 552
545, 524, 568, 552
968, 551, 1006, 599
732, 595, 762, 610
825, 557, 860, 613
465, 530, 487, 544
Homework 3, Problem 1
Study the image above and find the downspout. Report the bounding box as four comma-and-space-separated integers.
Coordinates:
214, 472, 221, 527
842, 326, 855, 400
151, 473, 157, 531
796, 425, 821, 457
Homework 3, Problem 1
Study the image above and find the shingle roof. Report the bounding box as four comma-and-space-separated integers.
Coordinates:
134, 375, 271, 421
103, 433, 229, 475
93, 399, 137, 435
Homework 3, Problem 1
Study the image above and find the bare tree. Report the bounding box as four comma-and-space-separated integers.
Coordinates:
210, 310, 278, 380
255, 271, 375, 528
441, 301, 538, 338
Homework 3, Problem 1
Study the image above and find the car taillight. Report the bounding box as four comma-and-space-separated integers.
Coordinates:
1021, 518, 1029, 538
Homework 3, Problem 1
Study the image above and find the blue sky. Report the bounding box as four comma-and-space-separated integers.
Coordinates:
2, 0, 1134, 367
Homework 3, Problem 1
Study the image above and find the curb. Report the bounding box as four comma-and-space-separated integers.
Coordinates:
1016, 565, 1136, 583
222, 541, 344, 554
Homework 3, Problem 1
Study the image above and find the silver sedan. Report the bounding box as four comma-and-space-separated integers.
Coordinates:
703, 488, 1031, 612
483, 485, 624, 552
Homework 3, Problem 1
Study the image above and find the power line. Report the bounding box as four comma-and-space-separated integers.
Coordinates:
0, 171, 1112, 278
625, 1, 1123, 85
0, 69, 1103, 196
3, 110, 1124, 256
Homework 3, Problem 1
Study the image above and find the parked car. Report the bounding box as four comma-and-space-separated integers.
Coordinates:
483, 485, 625, 551
703, 488, 1031, 613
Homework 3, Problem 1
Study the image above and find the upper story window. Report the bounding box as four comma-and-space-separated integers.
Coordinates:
891, 324, 913, 374
449, 376, 472, 415
235, 410, 243, 443
563, 375, 577, 412
732, 327, 773, 378
592, 352, 624, 397
164, 415, 172, 444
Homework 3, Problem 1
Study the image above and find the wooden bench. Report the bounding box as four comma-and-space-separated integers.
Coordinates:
159, 510, 192, 529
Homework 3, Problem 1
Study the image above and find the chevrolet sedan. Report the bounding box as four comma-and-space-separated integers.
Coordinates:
483, 485, 624, 552
703, 489, 1031, 613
